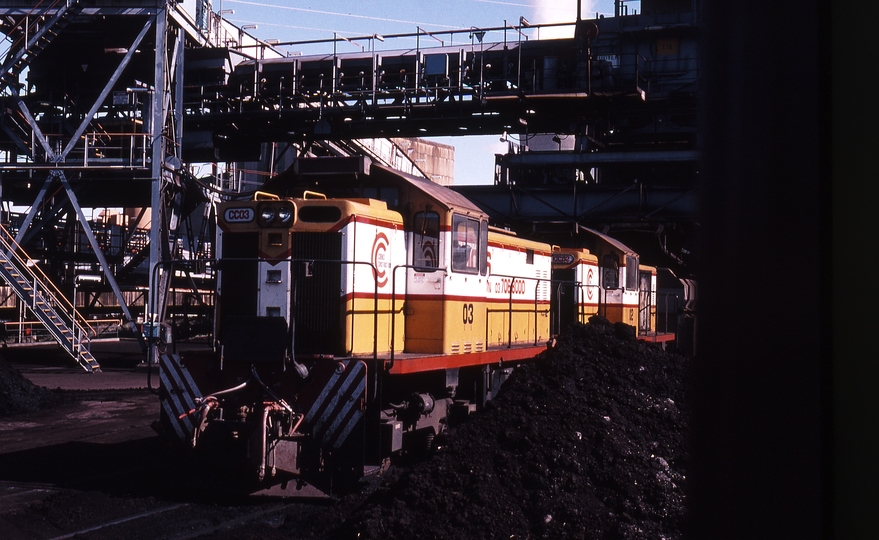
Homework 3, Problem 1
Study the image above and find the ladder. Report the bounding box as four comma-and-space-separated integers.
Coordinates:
0, 0, 88, 91
0, 226, 100, 373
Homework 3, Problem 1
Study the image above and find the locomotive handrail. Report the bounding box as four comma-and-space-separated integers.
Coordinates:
655, 291, 682, 335
533, 277, 551, 346
545, 279, 604, 335
147, 258, 218, 391
146, 257, 380, 384
286, 258, 379, 361
552, 279, 582, 335
484, 272, 551, 349
579, 282, 601, 322
597, 284, 615, 320
254, 191, 281, 200
638, 282, 654, 334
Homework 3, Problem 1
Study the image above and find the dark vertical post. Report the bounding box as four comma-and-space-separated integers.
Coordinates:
687, 2, 823, 538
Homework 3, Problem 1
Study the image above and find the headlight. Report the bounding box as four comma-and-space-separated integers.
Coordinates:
277, 205, 293, 224
260, 207, 276, 224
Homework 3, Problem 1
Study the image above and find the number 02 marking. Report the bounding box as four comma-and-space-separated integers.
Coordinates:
462, 303, 474, 324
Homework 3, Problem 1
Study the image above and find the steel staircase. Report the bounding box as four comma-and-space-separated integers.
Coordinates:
0, 225, 100, 373
0, 0, 88, 92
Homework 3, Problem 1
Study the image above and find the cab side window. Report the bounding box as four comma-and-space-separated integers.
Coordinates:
625, 255, 639, 290
413, 211, 440, 268
601, 253, 620, 289
451, 214, 480, 274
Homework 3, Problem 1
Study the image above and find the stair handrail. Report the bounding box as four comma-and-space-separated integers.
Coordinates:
0, 222, 96, 338
1, 0, 83, 78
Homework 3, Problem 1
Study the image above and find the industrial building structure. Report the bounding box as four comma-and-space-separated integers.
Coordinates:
0, 0, 699, 370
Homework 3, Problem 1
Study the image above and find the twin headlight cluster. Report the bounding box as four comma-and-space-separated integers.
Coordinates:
257, 202, 295, 228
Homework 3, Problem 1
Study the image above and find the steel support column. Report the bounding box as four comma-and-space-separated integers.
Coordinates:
149, 4, 170, 333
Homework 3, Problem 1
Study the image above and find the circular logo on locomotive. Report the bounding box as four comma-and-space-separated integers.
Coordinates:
371, 232, 390, 288
421, 239, 436, 267
586, 268, 594, 300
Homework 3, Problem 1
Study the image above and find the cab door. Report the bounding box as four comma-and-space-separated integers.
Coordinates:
551, 268, 577, 334
404, 210, 444, 353
638, 270, 652, 333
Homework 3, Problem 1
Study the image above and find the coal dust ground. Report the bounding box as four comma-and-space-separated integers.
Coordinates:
332, 318, 691, 540
0, 317, 691, 539
0, 351, 73, 417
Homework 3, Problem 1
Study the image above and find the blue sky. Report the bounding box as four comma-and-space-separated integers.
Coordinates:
211, 0, 628, 185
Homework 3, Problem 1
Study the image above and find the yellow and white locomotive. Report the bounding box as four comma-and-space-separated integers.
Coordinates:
550, 231, 662, 340
157, 166, 555, 495
155, 162, 670, 496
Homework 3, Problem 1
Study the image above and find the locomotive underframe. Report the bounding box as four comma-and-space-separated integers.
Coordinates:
158, 345, 529, 497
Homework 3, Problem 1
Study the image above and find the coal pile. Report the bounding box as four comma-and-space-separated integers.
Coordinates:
340, 317, 691, 540
0, 356, 70, 417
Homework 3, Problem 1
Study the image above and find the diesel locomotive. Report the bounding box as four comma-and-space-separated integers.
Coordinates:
154, 163, 668, 496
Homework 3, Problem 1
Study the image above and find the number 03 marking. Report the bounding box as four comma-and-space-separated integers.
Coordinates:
462, 303, 474, 324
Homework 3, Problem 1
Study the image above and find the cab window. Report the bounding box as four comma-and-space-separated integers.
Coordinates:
451, 214, 480, 274
413, 211, 440, 268
601, 253, 619, 289
625, 255, 639, 290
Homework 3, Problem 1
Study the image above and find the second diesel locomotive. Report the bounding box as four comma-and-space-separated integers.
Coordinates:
155, 162, 667, 496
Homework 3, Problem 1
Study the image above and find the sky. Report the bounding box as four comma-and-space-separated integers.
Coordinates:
207, 0, 629, 185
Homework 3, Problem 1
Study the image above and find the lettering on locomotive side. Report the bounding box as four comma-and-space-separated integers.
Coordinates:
494, 278, 526, 294
224, 207, 255, 223
462, 303, 474, 324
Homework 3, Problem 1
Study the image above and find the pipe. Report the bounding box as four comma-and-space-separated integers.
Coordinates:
258, 405, 271, 480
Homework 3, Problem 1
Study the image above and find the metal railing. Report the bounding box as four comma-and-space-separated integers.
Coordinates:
83, 132, 151, 168
482, 273, 551, 349
2, 318, 121, 346
0, 223, 96, 339
551, 279, 602, 335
